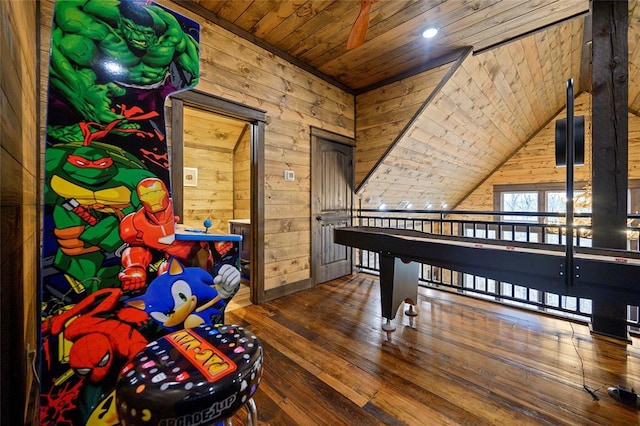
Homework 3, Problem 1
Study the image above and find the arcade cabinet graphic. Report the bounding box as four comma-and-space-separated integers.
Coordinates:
40, 1, 241, 424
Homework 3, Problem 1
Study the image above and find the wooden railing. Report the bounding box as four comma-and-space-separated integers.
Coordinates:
353, 209, 640, 334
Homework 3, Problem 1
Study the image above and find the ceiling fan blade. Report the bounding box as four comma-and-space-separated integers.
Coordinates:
346, 0, 375, 50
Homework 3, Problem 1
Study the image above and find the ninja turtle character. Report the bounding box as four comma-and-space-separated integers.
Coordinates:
45, 119, 165, 293
49, 0, 199, 125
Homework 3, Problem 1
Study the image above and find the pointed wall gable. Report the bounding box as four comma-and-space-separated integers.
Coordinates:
456, 92, 640, 211
357, 16, 585, 210
354, 62, 454, 188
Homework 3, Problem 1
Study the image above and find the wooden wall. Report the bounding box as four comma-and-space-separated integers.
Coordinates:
234, 127, 251, 220
164, 3, 355, 293
355, 63, 452, 189
180, 105, 251, 232
182, 105, 235, 233
457, 92, 640, 210
39, 0, 355, 297
1, 0, 39, 424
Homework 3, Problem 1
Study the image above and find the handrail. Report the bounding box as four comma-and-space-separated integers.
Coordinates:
351, 208, 640, 333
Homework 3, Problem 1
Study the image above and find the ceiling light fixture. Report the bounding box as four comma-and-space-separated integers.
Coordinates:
422, 27, 438, 39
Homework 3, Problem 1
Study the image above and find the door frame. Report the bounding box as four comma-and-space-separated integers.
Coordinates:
310, 126, 356, 285
169, 90, 267, 304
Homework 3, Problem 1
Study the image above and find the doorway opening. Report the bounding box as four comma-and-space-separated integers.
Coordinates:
168, 90, 266, 305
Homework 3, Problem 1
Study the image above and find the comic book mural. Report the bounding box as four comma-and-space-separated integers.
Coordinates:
40, 1, 242, 424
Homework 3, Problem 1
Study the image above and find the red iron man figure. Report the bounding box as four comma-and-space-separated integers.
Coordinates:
118, 177, 223, 291
119, 177, 178, 290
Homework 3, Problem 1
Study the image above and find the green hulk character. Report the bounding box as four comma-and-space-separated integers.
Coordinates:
45, 121, 157, 293
49, 0, 199, 124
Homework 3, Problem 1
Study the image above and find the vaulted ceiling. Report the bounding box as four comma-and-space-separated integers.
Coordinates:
181, 0, 590, 92
177, 0, 640, 210
356, 14, 588, 209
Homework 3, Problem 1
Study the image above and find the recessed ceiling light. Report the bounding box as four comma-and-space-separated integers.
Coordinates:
422, 27, 438, 39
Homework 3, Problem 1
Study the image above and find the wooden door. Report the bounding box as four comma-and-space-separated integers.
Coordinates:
311, 128, 355, 284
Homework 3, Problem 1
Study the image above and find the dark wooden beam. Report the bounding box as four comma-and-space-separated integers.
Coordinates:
590, 0, 629, 341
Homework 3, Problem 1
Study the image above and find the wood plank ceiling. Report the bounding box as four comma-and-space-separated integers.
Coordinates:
179, 0, 640, 210
357, 15, 588, 208
187, 0, 590, 92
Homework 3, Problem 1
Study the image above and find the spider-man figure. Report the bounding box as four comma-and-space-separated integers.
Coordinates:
42, 287, 149, 383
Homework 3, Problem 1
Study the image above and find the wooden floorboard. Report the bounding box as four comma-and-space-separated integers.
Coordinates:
226, 282, 252, 311
225, 273, 640, 425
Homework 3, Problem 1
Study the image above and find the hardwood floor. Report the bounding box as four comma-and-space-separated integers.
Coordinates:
226, 282, 252, 311
224, 274, 640, 425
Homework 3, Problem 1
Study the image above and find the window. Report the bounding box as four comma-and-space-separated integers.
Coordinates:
501, 192, 539, 222
546, 191, 567, 213
494, 182, 640, 248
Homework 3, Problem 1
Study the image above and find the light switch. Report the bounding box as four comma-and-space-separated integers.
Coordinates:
284, 170, 295, 181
